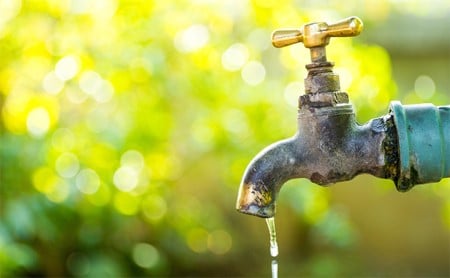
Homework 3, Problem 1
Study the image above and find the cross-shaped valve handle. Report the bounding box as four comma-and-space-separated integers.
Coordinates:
272, 16, 363, 63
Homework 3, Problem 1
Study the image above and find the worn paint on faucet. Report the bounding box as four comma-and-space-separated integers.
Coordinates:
390, 102, 450, 191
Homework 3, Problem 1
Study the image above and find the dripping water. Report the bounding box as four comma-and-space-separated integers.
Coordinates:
271, 259, 278, 278
265, 217, 278, 257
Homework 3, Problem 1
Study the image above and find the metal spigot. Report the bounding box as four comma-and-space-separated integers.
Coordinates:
236, 16, 450, 218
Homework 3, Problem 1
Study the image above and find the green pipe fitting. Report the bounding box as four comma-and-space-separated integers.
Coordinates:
390, 101, 450, 191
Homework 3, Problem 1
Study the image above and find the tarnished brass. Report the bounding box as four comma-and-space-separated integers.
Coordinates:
272, 16, 363, 48
271, 16, 364, 93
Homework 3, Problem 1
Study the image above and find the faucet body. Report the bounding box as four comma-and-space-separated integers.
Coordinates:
236, 17, 450, 218
237, 90, 450, 218
236, 90, 398, 217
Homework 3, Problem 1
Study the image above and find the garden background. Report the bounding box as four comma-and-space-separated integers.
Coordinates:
1, 0, 449, 276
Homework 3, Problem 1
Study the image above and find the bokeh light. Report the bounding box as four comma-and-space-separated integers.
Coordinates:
55, 152, 80, 178
132, 243, 160, 269
221, 43, 250, 71
174, 24, 210, 53
241, 60, 266, 86
76, 168, 101, 195
414, 75, 435, 100
26, 107, 51, 137
55, 55, 79, 81
207, 230, 233, 255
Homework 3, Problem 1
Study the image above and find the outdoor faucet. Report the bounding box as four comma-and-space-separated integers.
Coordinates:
236, 16, 450, 218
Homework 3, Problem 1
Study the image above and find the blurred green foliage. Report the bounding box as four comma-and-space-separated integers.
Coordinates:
0, 0, 449, 277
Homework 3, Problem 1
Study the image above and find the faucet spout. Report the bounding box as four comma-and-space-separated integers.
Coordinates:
235, 137, 301, 218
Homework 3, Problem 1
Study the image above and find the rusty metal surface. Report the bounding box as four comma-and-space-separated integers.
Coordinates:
236, 103, 396, 218
237, 16, 449, 219
237, 16, 391, 218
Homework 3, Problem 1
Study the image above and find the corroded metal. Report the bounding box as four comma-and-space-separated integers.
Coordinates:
237, 16, 450, 218
237, 16, 377, 218
304, 63, 341, 94
236, 104, 396, 218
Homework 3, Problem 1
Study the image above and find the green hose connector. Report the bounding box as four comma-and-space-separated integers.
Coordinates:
390, 101, 450, 191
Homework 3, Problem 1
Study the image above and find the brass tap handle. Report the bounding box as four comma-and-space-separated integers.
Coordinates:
272, 16, 363, 49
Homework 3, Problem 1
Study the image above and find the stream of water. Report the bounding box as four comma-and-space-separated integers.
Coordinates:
265, 217, 279, 257
271, 259, 278, 278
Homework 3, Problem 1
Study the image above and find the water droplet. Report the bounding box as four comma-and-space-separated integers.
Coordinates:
266, 217, 279, 257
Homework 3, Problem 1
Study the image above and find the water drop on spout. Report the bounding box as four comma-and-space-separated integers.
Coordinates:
266, 217, 279, 257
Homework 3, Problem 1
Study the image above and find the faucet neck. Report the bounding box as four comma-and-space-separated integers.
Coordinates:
309, 46, 328, 63
300, 60, 349, 109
